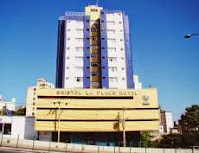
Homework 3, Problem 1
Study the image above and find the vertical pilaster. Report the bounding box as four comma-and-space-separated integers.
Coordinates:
123, 15, 134, 88
83, 16, 91, 88
100, 11, 109, 88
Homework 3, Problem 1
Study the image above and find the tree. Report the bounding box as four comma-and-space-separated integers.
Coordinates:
157, 105, 199, 148
157, 134, 182, 148
179, 105, 199, 133
140, 132, 154, 147
13, 107, 26, 116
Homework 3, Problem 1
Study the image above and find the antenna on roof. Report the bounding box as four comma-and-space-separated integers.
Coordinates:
96, 0, 99, 6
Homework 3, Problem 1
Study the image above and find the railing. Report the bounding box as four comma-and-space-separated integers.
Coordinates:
0, 135, 198, 153
65, 12, 84, 16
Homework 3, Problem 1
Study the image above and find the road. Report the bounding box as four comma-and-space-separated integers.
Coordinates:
0, 148, 47, 153
0, 147, 74, 153
0, 148, 24, 153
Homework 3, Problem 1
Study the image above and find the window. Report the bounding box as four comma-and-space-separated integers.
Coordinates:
76, 77, 83, 82
91, 63, 99, 67
76, 38, 83, 43
109, 77, 118, 82
76, 57, 83, 61
108, 38, 116, 43
109, 57, 117, 62
108, 48, 116, 52
90, 45, 99, 49
109, 67, 117, 72
91, 72, 99, 76
76, 47, 83, 52
91, 54, 100, 58
91, 82, 99, 86
91, 28, 98, 32
107, 29, 115, 35
107, 21, 115, 25
91, 37, 98, 41
75, 66, 83, 71
91, 9, 98, 12
76, 29, 83, 33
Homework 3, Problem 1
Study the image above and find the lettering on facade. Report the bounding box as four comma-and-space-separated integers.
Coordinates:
56, 90, 138, 97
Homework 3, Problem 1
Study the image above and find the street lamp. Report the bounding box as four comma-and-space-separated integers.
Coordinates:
53, 101, 68, 143
122, 107, 126, 147
184, 33, 199, 39
54, 101, 61, 143
118, 107, 127, 147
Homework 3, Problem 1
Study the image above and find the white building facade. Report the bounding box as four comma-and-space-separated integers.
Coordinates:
0, 96, 16, 111
0, 116, 36, 139
56, 5, 134, 89
160, 110, 174, 134
26, 78, 54, 116
133, 75, 142, 89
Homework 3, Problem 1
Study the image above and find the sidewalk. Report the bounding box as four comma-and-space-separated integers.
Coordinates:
0, 135, 198, 153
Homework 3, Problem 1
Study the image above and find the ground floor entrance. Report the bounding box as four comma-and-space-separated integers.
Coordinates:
51, 132, 141, 147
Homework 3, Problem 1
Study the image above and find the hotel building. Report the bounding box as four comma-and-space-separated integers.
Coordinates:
56, 5, 134, 89
35, 5, 160, 146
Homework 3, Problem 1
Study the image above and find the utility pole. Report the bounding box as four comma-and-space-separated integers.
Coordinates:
58, 101, 61, 143
54, 101, 61, 143
119, 107, 126, 147
122, 107, 126, 147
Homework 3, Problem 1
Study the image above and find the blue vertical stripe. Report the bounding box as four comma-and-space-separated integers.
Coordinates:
56, 17, 66, 88
123, 14, 134, 88
83, 16, 91, 88
100, 11, 109, 88
56, 14, 87, 88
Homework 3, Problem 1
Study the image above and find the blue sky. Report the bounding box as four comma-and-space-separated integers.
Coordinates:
0, 0, 199, 120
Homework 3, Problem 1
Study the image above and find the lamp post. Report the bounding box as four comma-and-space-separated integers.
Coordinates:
184, 33, 199, 39
122, 107, 126, 147
119, 107, 126, 147
54, 101, 61, 143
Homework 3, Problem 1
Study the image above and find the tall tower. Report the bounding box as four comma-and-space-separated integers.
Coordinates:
56, 5, 134, 89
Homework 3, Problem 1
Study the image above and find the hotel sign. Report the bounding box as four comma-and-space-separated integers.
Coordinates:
55, 89, 138, 97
